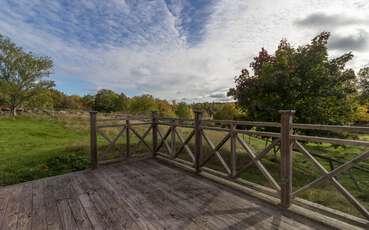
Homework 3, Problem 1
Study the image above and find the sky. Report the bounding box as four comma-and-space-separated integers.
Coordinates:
1, 0, 369, 102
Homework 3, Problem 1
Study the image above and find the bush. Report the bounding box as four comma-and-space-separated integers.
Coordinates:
45, 154, 89, 174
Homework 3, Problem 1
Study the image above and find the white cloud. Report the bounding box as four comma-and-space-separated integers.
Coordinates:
1, 0, 369, 102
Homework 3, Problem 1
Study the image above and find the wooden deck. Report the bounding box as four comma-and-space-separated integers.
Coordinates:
0, 158, 333, 230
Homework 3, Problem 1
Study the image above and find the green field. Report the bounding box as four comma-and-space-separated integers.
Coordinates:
1, 115, 369, 219
0, 116, 91, 185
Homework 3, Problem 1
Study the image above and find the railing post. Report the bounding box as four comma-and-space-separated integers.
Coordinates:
89, 111, 98, 169
194, 111, 203, 173
279, 110, 295, 209
230, 123, 237, 177
126, 118, 131, 158
152, 111, 158, 157
171, 119, 176, 158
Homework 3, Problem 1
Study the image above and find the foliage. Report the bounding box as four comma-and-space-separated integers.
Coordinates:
45, 154, 89, 172
228, 32, 358, 125
213, 103, 240, 120
354, 104, 369, 124
116, 93, 129, 112
156, 99, 176, 117
81, 94, 95, 110
0, 34, 54, 116
175, 102, 193, 119
129, 94, 157, 115
358, 67, 369, 103
94, 89, 121, 112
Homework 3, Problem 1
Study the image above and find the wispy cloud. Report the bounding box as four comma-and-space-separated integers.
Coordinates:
1, 0, 369, 101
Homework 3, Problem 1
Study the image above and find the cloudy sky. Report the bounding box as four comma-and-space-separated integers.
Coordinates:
1, 0, 369, 102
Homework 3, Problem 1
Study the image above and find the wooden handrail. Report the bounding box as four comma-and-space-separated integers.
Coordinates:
90, 110, 369, 225
293, 123, 369, 133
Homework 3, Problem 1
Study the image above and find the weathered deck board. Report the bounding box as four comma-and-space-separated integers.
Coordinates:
0, 158, 332, 230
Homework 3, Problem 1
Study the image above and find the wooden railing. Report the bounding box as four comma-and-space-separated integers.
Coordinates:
89, 110, 369, 228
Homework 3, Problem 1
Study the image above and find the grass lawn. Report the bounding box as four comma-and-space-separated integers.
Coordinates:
0, 116, 90, 185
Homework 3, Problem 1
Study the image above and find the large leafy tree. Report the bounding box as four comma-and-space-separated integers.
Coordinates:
175, 102, 193, 119
228, 32, 358, 124
0, 34, 54, 116
94, 89, 120, 112
129, 94, 157, 115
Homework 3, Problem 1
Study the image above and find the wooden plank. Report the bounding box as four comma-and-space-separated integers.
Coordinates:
94, 166, 167, 229
16, 182, 33, 230
136, 159, 317, 230
43, 178, 63, 230
116, 162, 221, 229
0, 187, 10, 228
2, 185, 23, 230
70, 174, 105, 230
133, 160, 273, 229
61, 176, 94, 230
31, 180, 47, 230
53, 177, 78, 230
73, 172, 119, 230
78, 171, 141, 229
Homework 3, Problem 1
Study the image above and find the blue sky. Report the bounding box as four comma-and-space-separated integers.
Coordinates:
1, 0, 369, 102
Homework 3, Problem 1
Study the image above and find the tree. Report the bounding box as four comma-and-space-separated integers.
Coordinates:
115, 93, 129, 112
129, 94, 157, 115
175, 102, 192, 119
94, 89, 120, 112
0, 34, 54, 116
213, 103, 240, 120
358, 67, 369, 103
156, 99, 176, 117
81, 95, 95, 110
228, 32, 358, 125
25, 88, 54, 109
64, 95, 84, 110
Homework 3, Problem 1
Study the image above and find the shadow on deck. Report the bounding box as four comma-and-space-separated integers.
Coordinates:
0, 158, 333, 229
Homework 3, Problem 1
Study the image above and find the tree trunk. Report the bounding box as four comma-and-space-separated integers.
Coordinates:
10, 106, 17, 117
10, 96, 17, 117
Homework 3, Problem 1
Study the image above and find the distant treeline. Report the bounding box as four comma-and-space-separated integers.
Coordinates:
0, 87, 244, 120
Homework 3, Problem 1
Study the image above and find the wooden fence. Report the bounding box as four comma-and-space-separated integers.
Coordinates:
89, 110, 369, 228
